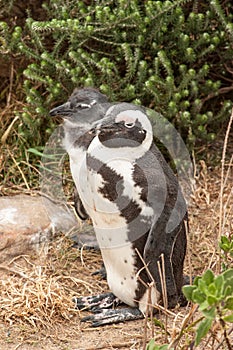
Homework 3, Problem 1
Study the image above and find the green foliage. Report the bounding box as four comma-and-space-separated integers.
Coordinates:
220, 235, 233, 258
146, 339, 171, 350
183, 268, 233, 346
0, 0, 233, 153
219, 235, 233, 270
146, 258, 233, 349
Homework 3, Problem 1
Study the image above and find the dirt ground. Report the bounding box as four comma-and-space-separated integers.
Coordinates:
0, 144, 232, 350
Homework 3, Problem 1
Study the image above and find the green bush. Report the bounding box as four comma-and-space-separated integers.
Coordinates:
183, 268, 233, 347
0, 0, 233, 187
145, 235, 233, 349
146, 267, 233, 349
1, 1, 233, 147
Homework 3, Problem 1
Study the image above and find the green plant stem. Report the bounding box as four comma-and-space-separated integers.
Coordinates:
218, 108, 233, 272
217, 305, 232, 350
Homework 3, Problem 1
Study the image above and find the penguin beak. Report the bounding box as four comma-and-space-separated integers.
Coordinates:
97, 121, 124, 137
98, 116, 116, 129
49, 102, 72, 117
97, 121, 114, 133
49, 100, 98, 118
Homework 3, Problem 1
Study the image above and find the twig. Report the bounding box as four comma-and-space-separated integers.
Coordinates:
142, 282, 153, 350
221, 155, 233, 230
0, 264, 33, 281
218, 108, 233, 272
135, 248, 161, 349
185, 220, 193, 285
201, 86, 233, 105
150, 288, 155, 340
215, 325, 233, 350
218, 306, 233, 350
168, 304, 199, 349
135, 248, 156, 283
8, 150, 30, 190
6, 62, 14, 107
80, 244, 87, 267
144, 301, 178, 318
57, 275, 96, 294
1, 116, 19, 144
157, 255, 168, 343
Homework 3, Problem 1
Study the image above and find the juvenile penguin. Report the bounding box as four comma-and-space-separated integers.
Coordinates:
68, 103, 188, 326
49, 87, 110, 220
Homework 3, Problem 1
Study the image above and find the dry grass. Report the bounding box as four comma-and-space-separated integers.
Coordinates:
0, 237, 106, 330
0, 153, 232, 349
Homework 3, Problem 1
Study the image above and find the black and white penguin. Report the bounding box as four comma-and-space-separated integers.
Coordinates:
62, 101, 188, 326
49, 87, 110, 220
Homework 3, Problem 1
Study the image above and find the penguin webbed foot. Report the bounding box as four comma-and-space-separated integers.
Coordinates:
73, 292, 143, 326
81, 307, 143, 327
73, 292, 119, 311
70, 231, 100, 251
91, 263, 107, 279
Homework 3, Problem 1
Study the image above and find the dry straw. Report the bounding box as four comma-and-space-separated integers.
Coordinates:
0, 237, 103, 331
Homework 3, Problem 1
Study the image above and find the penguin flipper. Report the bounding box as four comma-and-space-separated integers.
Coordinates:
143, 216, 187, 308
81, 307, 143, 327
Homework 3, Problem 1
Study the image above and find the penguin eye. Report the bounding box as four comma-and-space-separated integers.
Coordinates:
124, 121, 135, 128
78, 103, 91, 109
77, 99, 97, 109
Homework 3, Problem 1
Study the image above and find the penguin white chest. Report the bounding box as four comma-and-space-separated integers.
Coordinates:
87, 159, 133, 218
85, 158, 139, 306
86, 160, 131, 248
69, 148, 88, 198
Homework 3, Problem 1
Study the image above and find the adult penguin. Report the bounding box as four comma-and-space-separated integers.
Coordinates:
67, 102, 188, 326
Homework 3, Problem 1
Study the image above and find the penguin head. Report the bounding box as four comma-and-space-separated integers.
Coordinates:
95, 103, 153, 151
49, 87, 109, 125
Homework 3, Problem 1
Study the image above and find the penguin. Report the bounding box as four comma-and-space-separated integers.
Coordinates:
49, 87, 111, 221
63, 102, 188, 326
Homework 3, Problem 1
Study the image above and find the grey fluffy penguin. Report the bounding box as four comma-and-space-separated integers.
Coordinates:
50, 87, 111, 220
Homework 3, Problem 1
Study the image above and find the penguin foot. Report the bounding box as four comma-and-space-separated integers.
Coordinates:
73, 292, 120, 311
70, 228, 100, 251
81, 307, 143, 327
91, 263, 107, 279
